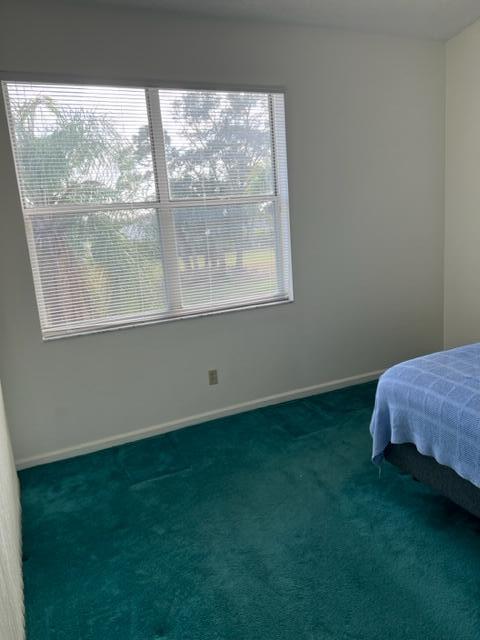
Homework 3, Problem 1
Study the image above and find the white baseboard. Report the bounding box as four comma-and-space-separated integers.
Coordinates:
15, 369, 382, 470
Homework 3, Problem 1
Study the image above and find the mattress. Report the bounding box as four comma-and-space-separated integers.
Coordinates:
370, 343, 480, 489
386, 443, 480, 518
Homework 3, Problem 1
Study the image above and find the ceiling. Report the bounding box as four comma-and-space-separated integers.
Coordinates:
66, 0, 480, 40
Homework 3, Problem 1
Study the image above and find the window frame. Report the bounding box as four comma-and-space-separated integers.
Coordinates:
1, 75, 294, 340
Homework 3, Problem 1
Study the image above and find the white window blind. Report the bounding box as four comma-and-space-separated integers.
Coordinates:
2, 81, 293, 339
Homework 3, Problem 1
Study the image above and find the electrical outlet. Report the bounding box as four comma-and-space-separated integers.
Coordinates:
208, 369, 218, 385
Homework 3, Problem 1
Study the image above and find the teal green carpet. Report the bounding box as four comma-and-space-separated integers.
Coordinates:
20, 382, 480, 639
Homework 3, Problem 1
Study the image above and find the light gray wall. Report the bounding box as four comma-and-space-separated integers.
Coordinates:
445, 18, 480, 348
0, 0, 445, 464
0, 381, 24, 639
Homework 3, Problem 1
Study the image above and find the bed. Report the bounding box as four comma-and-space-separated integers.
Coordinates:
370, 343, 480, 518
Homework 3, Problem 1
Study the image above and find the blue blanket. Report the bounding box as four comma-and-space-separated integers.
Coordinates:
370, 343, 480, 488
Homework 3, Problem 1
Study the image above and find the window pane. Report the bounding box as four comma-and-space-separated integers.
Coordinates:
5, 83, 155, 207
173, 201, 280, 309
28, 209, 166, 336
159, 90, 275, 200
3, 81, 292, 338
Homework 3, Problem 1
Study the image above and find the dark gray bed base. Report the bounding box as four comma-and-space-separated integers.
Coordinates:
385, 443, 480, 519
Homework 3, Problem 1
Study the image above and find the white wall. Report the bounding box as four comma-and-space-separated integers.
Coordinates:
445, 19, 480, 348
0, 0, 445, 465
0, 382, 24, 639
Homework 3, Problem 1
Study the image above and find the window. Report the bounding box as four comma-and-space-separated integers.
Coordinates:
2, 81, 293, 339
